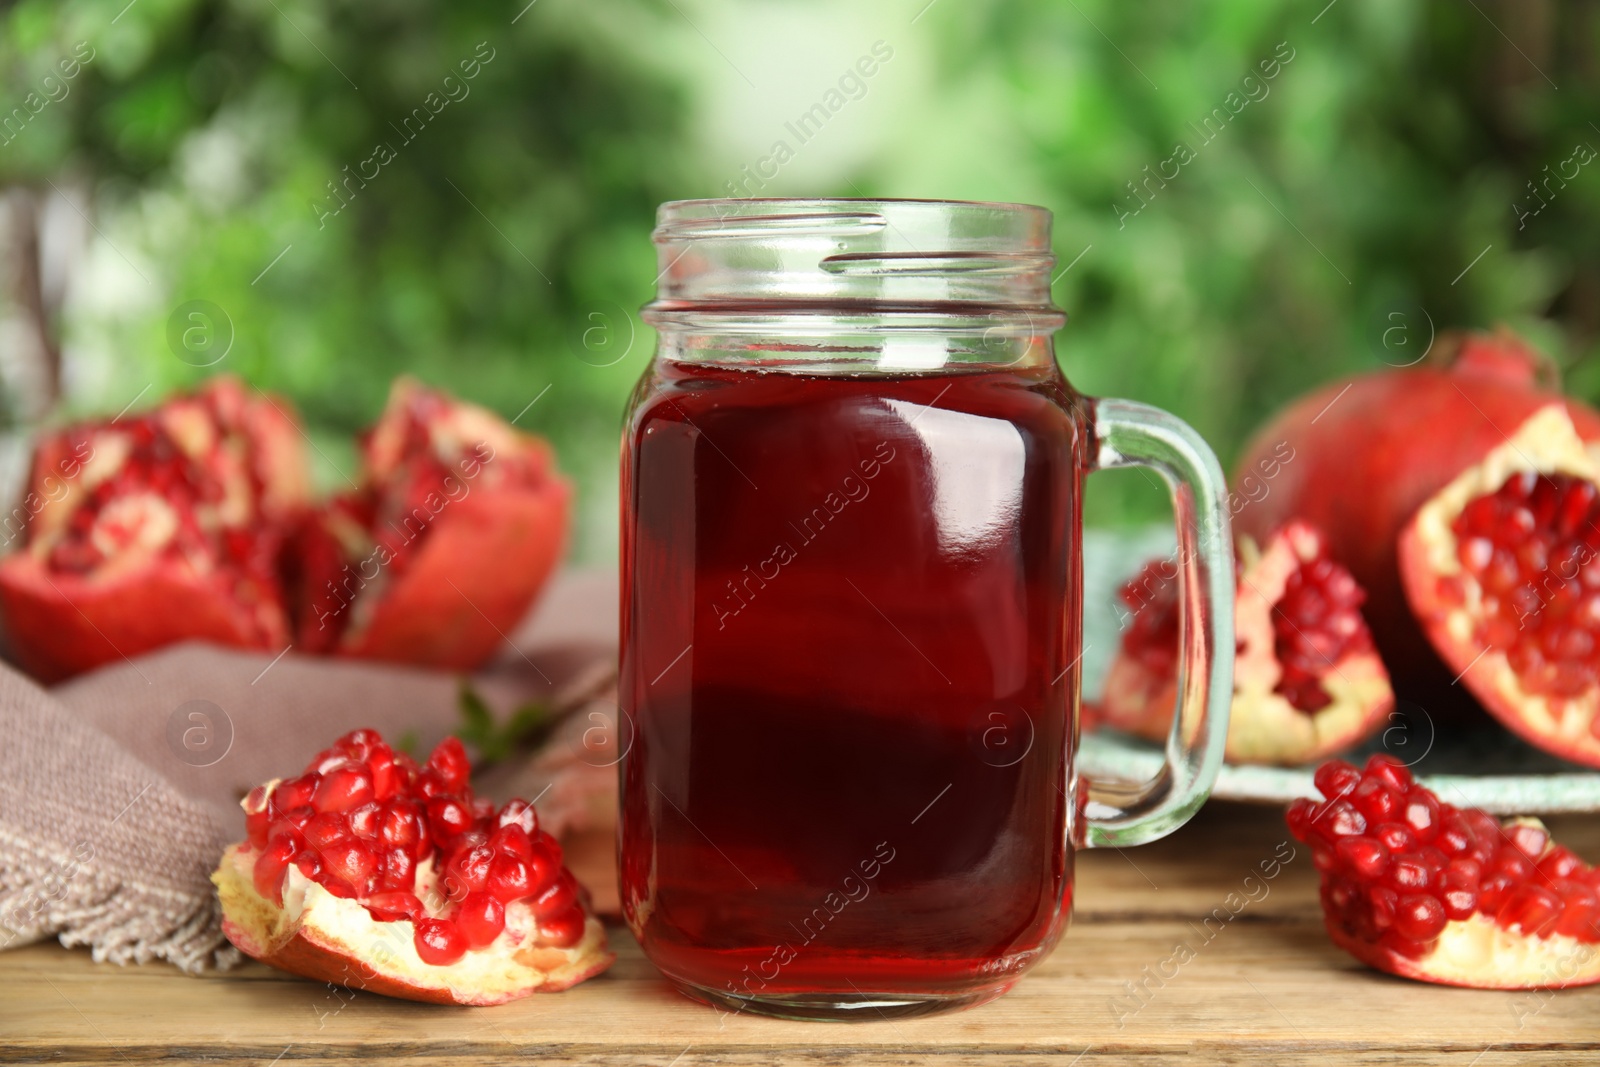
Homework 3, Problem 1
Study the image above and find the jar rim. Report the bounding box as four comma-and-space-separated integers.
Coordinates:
649, 197, 1061, 312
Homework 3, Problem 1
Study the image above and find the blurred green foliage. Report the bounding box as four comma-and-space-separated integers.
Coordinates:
1, 0, 1597, 559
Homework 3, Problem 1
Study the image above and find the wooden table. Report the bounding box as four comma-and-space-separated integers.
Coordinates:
4, 802, 1598, 1065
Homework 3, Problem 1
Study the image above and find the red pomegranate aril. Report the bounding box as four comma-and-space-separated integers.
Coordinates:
1368, 885, 1399, 931
347, 803, 381, 839
1443, 857, 1482, 890
1478, 872, 1517, 914
489, 824, 534, 861
1506, 822, 1550, 861
428, 797, 473, 845
1393, 894, 1448, 942
1498, 885, 1564, 937
1552, 882, 1599, 939
379, 801, 426, 855
1371, 822, 1415, 854
538, 907, 586, 948
1539, 846, 1586, 880
1352, 778, 1402, 823
294, 850, 324, 880
444, 844, 494, 902
1387, 854, 1435, 893
1324, 801, 1367, 838
1336, 837, 1389, 880
320, 841, 378, 889
273, 775, 317, 812
1402, 791, 1441, 843
370, 750, 402, 801
427, 737, 471, 793
1492, 850, 1537, 884
1366, 755, 1411, 794
486, 854, 533, 903
414, 917, 468, 965
253, 837, 298, 903
1441, 887, 1478, 921
531, 872, 578, 919
313, 764, 375, 813
456, 892, 506, 949
364, 891, 424, 922
304, 812, 351, 849
381, 847, 416, 892
497, 799, 538, 836
1313, 761, 1362, 803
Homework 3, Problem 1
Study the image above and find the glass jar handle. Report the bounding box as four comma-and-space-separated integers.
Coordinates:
1081, 398, 1234, 848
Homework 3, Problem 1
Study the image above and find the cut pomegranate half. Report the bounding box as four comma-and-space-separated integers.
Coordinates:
1399, 406, 1600, 768
1101, 520, 1393, 765
213, 728, 612, 1005
1291, 755, 1600, 988
288, 377, 570, 671
0, 378, 309, 681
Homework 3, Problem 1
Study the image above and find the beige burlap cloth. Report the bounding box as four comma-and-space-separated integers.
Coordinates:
0, 569, 618, 974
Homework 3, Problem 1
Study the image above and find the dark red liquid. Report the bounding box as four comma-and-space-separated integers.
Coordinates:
619, 358, 1088, 1004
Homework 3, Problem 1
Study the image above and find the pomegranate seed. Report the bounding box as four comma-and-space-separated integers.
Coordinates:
1504, 822, 1550, 861
427, 797, 473, 845
1441, 887, 1477, 921
414, 918, 468, 965
1336, 837, 1389, 880
1491, 850, 1536, 883
1387, 853, 1435, 893
489, 824, 534, 861
444, 844, 494, 902
1537, 846, 1586, 880
1393, 894, 1447, 943
1352, 778, 1402, 823
1497, 884, 1564, 937
1323, 801, 1367, 838
1443, 857, 1483, 890
455, 891, 506, 948
531, 872, 578, 919
526, 838, 564, 897
1479, 872, 1517, 914
304, 811, 351, 849
380, 801, 425, 854
1314, 761, 1361, 801
1368, 885, 1399, 931
498, 799, 538, 835
294, 850, 324, 881
246, 806, 271, 849
347, 802, 381, 839
415, 768, 449, 800
313, 764, 375, 813
486, 854, 534, 903
364, 891, 424, 922
427, 737, 471, 793
1436, 813, 1473, 855
538, 906, 586, 948
381, 847, 416, 892
1402, 790, 1441, 843
1371, 822, 1416, 854
320, 841, 378, 889
272, 774, 317, 812
253, 838, 297, 903
1286, 798, 1315, 840
1364, 754, 1411, 793
370, 748, 403, 801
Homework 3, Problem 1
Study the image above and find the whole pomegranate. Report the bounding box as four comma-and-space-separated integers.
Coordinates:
1234, 329, 1600, 698
0, 378, 309, 681
214, 728, 612, 1004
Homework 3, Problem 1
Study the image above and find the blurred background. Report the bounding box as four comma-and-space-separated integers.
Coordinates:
1, 0, 1597, 563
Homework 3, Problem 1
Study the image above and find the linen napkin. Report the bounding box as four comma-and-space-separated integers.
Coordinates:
0, 569, 618, 974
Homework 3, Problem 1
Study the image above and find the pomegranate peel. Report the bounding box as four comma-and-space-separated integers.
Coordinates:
213, 730, 612, 1005
1102, 521, 1393, 765
1292, 755, 1600, 989
1399, 405, 1600, 767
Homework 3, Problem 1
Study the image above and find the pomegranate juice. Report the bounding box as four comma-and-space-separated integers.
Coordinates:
619, 359, 1088, 1002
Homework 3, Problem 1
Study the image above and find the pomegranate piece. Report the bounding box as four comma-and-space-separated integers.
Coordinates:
0, 377, 310, 681
287, 377, 571, 671
212, 728, 613, 1005
1399, 406, 1600, 767
1101, 520, 1394, 765
1291, 754, 1600, 988
1234, 328, 1600, 698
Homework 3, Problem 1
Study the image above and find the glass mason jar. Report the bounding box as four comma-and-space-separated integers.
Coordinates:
619, 198, 1234, 1020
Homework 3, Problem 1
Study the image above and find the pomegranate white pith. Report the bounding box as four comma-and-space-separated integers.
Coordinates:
1101, 521, 1393, 765
1400, 405, 1600, 768
1291, 756, 1600, 989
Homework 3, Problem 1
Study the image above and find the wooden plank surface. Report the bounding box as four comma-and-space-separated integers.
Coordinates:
3, 802, 1598, 1065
